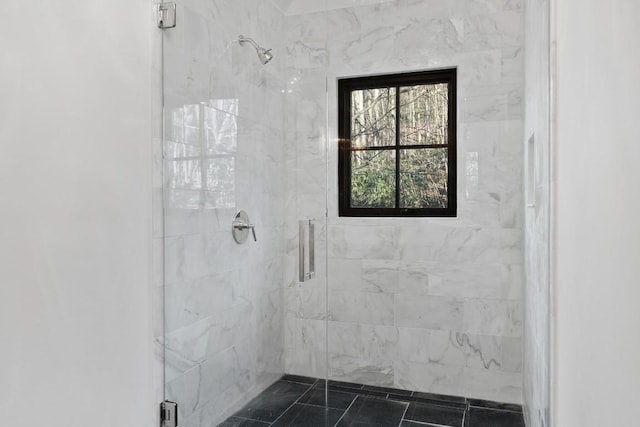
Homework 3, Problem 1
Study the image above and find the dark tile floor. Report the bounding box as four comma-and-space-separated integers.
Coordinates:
219, 375, 526, 427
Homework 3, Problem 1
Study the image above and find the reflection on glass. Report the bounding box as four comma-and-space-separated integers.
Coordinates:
205, 158, 235, 193
351, 87, 396, 148
165, 99, 239, 210
400, 148, 448, 208
400, 83, 448, 146
351, 150, 396, 208
204, 104, 237, 155
168, 160, 202, 190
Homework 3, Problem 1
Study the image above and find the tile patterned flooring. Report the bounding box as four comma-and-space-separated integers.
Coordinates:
219, 375, 525, 427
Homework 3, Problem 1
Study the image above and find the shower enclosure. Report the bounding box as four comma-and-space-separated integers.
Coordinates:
159, 1, 530, 425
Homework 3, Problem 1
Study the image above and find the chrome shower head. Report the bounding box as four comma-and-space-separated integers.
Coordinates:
238, 35, 274, 65
257, 48, 274, 65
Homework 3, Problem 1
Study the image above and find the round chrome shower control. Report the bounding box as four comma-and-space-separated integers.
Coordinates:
232, 210, 257, 244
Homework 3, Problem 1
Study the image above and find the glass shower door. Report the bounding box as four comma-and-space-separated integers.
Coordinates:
160, 1, 329, 426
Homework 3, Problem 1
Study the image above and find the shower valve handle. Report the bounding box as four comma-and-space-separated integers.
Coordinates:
233, 222, 257, 241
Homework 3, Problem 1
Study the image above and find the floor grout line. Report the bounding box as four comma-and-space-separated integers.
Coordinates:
332, 394, 359, 427
266, 383, 315, 426
231, 415, 270, 424
401, 421, 455, 427
223, 377, 524, 427
397, 400, 410, 427
467, 405, 524, 414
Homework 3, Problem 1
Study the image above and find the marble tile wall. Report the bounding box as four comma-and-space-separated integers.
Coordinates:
156, 1, 287, 426
523, 0, 551, 425
282, 0, 525, 404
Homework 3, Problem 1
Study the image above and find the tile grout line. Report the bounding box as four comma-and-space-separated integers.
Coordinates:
397, 400, 410, 427
267, 382, 315, 426
226, 377, 524, 426
231, 415, 270, 425
401, 421, 455, 427
467, 405, 523, 414
332, 394, 359, 427
281, 378, 319, 387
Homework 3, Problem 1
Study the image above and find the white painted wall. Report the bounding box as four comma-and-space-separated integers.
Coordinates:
553, 0, 640, 425
0, 1, 155, 426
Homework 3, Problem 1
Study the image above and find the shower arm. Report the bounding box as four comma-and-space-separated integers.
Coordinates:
238, 35, 261, 50
237, 34, 273, 65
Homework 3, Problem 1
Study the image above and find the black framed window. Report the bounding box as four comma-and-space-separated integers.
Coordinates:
338, 69, 457, 217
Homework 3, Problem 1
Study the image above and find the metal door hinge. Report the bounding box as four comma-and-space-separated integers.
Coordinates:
155, 3, 176, 29
160, 401, 178, 427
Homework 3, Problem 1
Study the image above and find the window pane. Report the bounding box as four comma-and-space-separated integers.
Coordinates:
351, 150, 396, 208
399, 83, 448, 146
400, 148, 448, 208
351, 88, 396, 148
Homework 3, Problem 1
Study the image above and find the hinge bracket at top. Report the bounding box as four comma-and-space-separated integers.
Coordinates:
155, 3, 176, 29
160, 401, 178, 427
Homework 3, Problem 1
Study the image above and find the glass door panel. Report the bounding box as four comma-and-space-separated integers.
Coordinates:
161, 1, 329, 426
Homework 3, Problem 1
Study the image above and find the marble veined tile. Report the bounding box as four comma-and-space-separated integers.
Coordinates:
459, 50, 503, 87
283, 317, 327, 379
332, 25, 397, 66
462, 334, 503, 370
393, 17, 464, 58
501, 47, 524, 84
285, 282, 327, 320
395, 328, 432, 364
464, 11, 523, 51
463, 368, 522, 404
463, 93, 509, 122
164, 303, 252, 380
396, 328, 503, 372
426, 263, 522, 300
328, 225, 396, 260
464, 299, 523, 337
329, 290, 394, 326
501, 337, 522, 372
397, 261, 430, 295
328, 258, 363, 291
361, 259, 399, 293
328, 321, 398, 360
394, 361, 465, 397
396, 224, 521, 264
330, 355, 394, 387
395, 295, 464, 330
164, 273, 237, 332
462, 0, 523, 15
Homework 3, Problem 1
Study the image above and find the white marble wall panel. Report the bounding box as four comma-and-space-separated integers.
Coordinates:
395, 360, 521, 403
283, 0, 525, 404
329, 290, 395, 325
463, 300, 523, 337
283, 317, 327, 378
330, 356, 395, 387
395, 296, 464, 330
329, 322, 399, 360
394, 361, 466, 397
328, 225, 397, 260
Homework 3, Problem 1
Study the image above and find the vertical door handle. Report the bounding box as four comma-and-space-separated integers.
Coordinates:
299, 219, 316, 282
